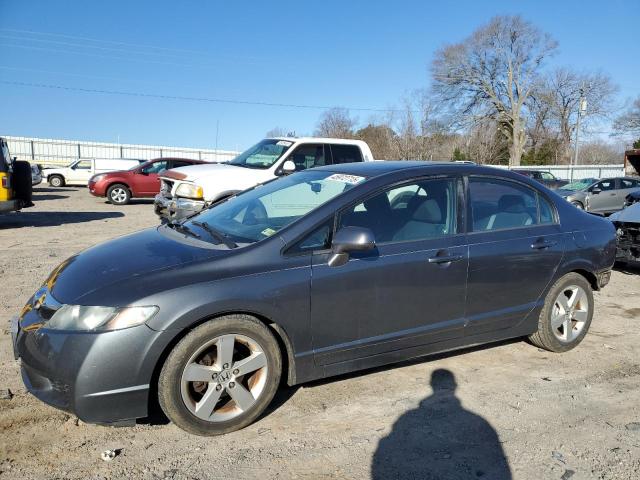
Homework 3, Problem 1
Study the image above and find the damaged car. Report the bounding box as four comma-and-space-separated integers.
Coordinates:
610, 202, 640, 263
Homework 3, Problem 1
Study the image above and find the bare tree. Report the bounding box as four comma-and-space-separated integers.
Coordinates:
579, 140, 623, 165
265, 127, 288, 137
315, 108, 356, 138
356, 123, 396, 159
537, 68, 618, 163
431, 15, 557, 166
613, 96, 640, 137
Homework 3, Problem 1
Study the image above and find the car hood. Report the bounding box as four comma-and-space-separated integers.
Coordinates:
48, 227, 226, 305
164, 163, 263, 182
610, 202, 640, 223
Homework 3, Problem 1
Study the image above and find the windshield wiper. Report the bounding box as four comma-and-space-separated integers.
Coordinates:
166, 220, 200, 238
192, 221, 237, 249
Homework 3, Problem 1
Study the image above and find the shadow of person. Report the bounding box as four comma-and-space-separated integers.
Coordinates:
372, 369, 511, 480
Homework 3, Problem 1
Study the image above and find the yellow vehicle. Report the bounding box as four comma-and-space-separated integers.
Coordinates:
1, 137, 33, 214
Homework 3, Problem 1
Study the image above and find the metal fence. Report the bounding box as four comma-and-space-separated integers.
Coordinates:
494, 164, 625, 181
3, 135, 240, 167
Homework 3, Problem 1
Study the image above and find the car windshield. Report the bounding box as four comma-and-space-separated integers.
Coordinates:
185, 170, 367, 245
227, 139, 293, 169
558, 179, 598, 192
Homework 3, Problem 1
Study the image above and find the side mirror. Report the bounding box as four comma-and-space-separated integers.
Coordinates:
328, 226, 375, 267
591, 188, 601, 195
281, 160, 296, 175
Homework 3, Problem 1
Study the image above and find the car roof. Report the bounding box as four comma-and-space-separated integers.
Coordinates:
312, 160, 479, 177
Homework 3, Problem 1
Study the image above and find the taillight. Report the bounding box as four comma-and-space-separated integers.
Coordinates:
1, 176, 7, 188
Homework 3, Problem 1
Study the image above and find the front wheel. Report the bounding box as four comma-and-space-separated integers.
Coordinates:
49, 175, 65, 187
528, 273, 594, 352
107, 184, 131, 205
158, 315, 282, 436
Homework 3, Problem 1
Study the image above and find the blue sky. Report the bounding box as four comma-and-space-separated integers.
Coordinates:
0, 0, 638, 151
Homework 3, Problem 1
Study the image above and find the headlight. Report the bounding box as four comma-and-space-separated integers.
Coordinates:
175, 183, 204, 200
47, 305, 158, 331
90, 174, 105, 183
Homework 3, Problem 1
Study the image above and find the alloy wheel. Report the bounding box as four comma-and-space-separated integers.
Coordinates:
551, 285, 589, 343
180, 334, 268, 422
110, 187, 128, 203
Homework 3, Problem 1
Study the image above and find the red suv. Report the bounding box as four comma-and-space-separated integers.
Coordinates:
89, 157, 205, 205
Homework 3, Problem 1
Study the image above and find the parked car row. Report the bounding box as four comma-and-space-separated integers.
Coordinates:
13, 160, 617, 436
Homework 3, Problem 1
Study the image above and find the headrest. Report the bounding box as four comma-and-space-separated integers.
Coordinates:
498, 194, 526, 213
412, 198, 443, 223
364, 194, 391, 213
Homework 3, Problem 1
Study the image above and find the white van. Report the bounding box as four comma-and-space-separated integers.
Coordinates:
42, 158, 143, 187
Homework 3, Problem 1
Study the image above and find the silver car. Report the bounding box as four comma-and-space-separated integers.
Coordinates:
558, 177, 640, 214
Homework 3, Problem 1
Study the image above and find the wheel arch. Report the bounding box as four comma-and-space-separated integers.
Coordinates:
107, 181, 131, 193
147, 310, 297, 415
569, 268, 598, 291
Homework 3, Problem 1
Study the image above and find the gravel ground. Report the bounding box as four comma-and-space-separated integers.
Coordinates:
1, 186, 640, 480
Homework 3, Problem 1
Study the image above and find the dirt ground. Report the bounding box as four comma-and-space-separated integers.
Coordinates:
1, 186, 640, 480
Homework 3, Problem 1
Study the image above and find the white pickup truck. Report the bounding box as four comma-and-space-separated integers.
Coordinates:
42, 158, 142, 187
154, 137, 374, 220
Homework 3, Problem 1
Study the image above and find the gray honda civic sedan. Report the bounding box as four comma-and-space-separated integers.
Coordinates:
14, 161, 616, 435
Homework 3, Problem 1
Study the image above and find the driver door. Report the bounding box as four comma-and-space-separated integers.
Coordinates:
587, 179, 618, 213
136, 160, 168, 195
67, 160, 92, 184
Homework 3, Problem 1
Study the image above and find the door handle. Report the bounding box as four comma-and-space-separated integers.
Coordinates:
428, 254, 463, 264
531, 240, 557, 250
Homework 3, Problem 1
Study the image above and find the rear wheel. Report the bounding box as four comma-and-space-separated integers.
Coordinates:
158, 314, 281, 436
571, 201, 584, 210
528, 273, 593, 352
49, 175, 65, 187
107, 184, 131, 205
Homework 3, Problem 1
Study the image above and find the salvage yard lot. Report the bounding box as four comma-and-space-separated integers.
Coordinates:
1, 187, 640, 479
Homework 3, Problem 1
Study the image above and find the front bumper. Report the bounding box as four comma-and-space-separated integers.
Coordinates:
14, 307, 174, 424
154, 194, 206, 222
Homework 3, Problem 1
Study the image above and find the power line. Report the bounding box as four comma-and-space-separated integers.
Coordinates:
0, 79, 413, 113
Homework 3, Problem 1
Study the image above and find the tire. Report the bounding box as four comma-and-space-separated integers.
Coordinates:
107, 184, 131, 205
12, 161, 33, 205
158, 314, 282, 436
528, 272, 594, 352
570, 201, 584, 210
49, 175, 65, 187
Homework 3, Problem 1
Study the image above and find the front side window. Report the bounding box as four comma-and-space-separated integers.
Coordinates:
470, 178, 538, 231
541, 172, 555, 181
73, 160, 91, 170
142, 161, 168, 174
338, 178, 457, 243
289, 144, 325, 171
592, 180, 615, 191
186, 170, 366, 245
330, 144, 363, 164
228, 139, 292, 169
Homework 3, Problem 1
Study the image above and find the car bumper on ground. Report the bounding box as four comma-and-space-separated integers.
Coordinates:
154, 194, 206, 221
0, 199, 26, 213
14, 308, 173, 424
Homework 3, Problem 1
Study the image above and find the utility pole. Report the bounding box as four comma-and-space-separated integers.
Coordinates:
572, 84, 588, 165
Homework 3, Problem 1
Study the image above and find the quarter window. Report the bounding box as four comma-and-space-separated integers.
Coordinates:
538, 195, 555, 224
338, 178, 457, 243
470, 178, 538, 231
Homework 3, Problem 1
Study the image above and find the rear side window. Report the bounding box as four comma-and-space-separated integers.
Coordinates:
470, 178, 538, 231
329, 144, 363, 164
621, 178, 640, 189
171, 160, 194, 169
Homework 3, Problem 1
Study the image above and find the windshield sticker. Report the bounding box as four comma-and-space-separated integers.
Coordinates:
326, 173, 365, 185
276, 140, 293, 147
261, 227, 277, 237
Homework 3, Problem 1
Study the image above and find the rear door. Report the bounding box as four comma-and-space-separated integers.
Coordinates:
310, 176, 468, 366
465, 176, 564, 336
328, 144, 364, 164
618, 178, 640, 210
